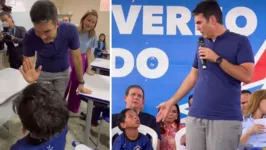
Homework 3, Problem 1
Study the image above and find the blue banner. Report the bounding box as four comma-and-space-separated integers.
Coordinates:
111, 0, 266, 118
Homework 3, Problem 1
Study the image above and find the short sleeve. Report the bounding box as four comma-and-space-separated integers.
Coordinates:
237, 36, 254, 64
69, 25, 80, 50
91, 36, 98, 49
192, 52, 198, 69
23, 31, 35, 57
112, 135, 122, 149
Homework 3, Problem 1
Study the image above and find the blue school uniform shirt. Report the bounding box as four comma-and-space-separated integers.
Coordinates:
11, 128, 68, 150
79, 32, 97, 54
242, 115, 266, 147
113, 132, 153, 150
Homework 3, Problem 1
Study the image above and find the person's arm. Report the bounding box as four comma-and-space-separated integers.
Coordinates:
86, 36, 98, 73
168, 67, 198, 105
220, 37, 254, 83
240, 129, 252, 144
71, 49, 84, 82
86, 48, 92, 70
69, 25, 84, 82
240, 124, 265, 144
23, 31, 36, 64
199, 36, 254, 84
13, 26, 26, 45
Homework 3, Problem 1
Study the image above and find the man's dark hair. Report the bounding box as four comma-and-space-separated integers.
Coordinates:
241, 90, 252, 95
117, 108, 136, 131
0, 11, 11, 18
192, 0, 223, 24
125, 85, 145, 100
13, 83, 69, 141
30, 0, 58, 24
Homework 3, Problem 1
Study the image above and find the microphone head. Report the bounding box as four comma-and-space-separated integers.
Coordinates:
198, 36, 205, 47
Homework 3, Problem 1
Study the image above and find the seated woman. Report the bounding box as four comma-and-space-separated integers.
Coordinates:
240, 89, 266, 147
160, 104, 186, 150
94, 33, 107, 58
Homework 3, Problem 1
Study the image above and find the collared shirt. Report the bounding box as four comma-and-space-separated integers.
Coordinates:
23, 21, 80, 73
242, 115, 266, 147
189, 30, 254, 121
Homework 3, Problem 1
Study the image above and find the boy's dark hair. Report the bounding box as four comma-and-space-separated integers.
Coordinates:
192, 0, 223, 24
117, 108, 136, 131
13, 83, 69, 141
30, 0, 58, 24
125, 85, 145, 100
241, 90, 252, 95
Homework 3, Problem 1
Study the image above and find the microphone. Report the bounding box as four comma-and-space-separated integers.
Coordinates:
198, 37, 207, 69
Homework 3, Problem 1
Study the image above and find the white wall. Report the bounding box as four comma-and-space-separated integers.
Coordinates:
11, 0, 37, 31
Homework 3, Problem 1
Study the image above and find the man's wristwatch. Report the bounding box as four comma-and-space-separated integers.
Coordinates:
216, 56, 223, 65
78, 80, 85, 84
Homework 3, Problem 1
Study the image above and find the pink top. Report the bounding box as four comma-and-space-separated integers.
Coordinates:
160, 123, 185, 150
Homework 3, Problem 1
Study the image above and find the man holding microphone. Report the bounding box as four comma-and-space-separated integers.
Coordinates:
156, 1, 254, 150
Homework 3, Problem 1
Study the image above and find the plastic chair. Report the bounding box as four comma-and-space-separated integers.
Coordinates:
112, 124, 158, 150
175, 127, 186, 150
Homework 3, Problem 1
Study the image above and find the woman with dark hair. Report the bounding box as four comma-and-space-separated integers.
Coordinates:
94, 33, 107, 58
160, 104, 185, 150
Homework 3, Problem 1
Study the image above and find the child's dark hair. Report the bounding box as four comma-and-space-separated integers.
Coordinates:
13, 83, 69, 141
160, 104, 181, 134
117, 108, 136, 131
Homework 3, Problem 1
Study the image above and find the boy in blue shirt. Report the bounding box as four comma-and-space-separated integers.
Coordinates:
113, 108, 153, 150
11, 82, 69, 150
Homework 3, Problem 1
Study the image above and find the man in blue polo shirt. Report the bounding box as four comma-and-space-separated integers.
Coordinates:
156, 1, 254, 150
19, 0, 90, 96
